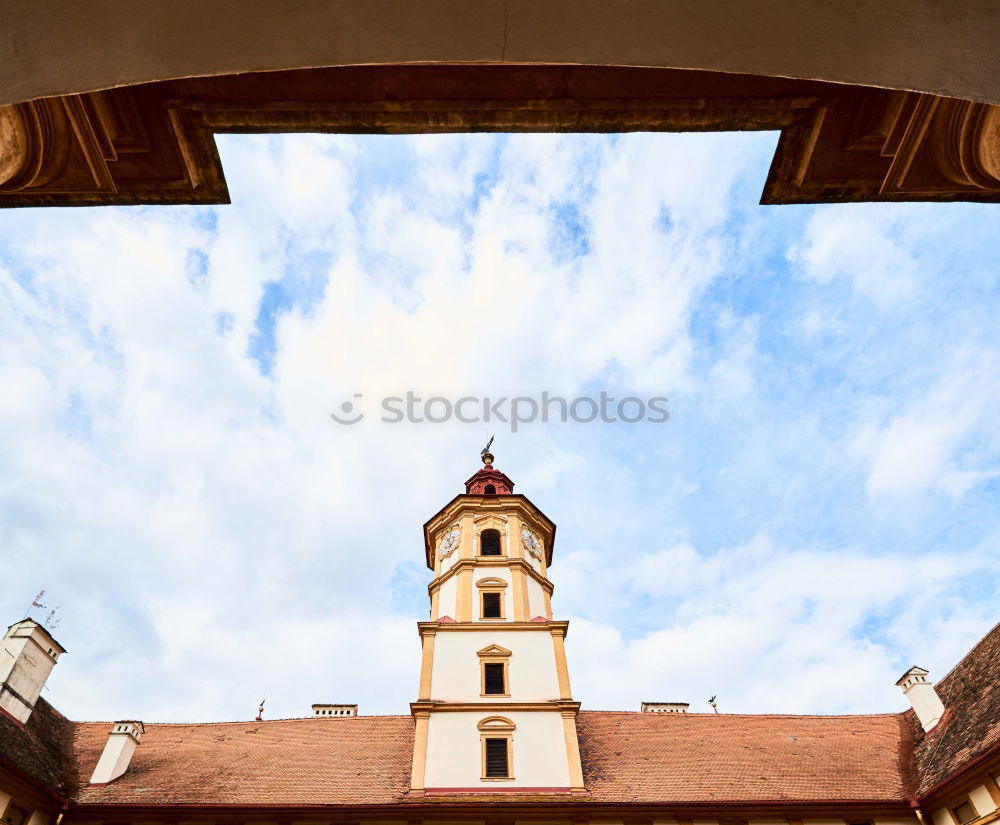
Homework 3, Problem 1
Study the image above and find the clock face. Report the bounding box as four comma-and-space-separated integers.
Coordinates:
521, 527, 543, 561
439, 527, 461, 559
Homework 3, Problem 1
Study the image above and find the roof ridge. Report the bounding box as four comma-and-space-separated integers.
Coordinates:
579, 709, 906, 719
72, 714, 414, 726
935, 619, 1000, 687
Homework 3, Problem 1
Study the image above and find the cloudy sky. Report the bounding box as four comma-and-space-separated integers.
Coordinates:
1, 131, 998, 723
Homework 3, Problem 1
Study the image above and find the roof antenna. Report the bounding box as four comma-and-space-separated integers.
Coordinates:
25, 589, 46, 619
255, 696, 266, 722
708, 694, 719, 713
44, 606, 62, 629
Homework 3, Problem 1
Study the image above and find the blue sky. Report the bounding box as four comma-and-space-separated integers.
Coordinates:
0, 131, 997, 722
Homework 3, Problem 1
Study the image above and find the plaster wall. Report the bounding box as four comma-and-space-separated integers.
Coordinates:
429, 630, 560, 701
424, 710, 570, 787
437, 575, 457, 620
969, 785, 997, 815
526, 576, 547, 619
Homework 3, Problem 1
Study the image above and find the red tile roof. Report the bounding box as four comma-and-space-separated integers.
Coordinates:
5, 621, 995, 809
62, 710, 911, 806
69, 715, 415, 805
910, 621, 1000, 797
0, 698, 74, 796
576, 710, 910, 803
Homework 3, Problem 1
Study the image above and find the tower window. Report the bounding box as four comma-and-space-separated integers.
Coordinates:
483, 484, 497, 495
482, 592, 502, 618
954, 802, 978, 825
477, 715, 515, 781
484, 738, 509, 778
480, 529, 502, 556
483, 662, 506, 694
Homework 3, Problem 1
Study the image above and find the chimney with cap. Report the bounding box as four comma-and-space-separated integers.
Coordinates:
311, 703, 358, 717
896, 666, 946, 731
89, 721, 144, 784
641, 701, 690, 713
0, 619, 65, 724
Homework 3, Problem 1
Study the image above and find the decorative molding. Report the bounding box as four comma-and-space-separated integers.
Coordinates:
411, 699, 581, 714
521, 527, 544, 563
437, 525, 461, 562
477, 644, 512, 658
417, 619, 569, 636
427, 558, 554, 596
477, 715, 516, 731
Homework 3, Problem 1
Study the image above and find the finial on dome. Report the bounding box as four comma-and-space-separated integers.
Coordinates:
465, 437, 514, 495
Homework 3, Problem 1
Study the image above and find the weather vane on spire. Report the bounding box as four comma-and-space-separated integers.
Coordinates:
481, 435, 495, 465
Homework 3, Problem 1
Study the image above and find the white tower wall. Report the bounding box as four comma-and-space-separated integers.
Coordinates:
429, 630, 562, 701
424, 711, 572, 788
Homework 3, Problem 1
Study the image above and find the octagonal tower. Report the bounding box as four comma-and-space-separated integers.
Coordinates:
409, 450, 584, 794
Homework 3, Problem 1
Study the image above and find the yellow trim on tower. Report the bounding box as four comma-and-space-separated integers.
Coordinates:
561, 709, 585, 791
551, 626, 573, 699
409, 710, 430, 791
456, 566, 473, 622
511, 564, 529, 621
418, 630, 436, 700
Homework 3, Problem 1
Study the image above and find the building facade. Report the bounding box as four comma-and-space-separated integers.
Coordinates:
2, 453, 999, 825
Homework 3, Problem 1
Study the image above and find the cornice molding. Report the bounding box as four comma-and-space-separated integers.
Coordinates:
418, 620, 569, 636
410, 700, 581, 715
428, 557, 554, 595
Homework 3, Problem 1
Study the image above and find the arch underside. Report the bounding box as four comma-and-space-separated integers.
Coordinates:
1, 64, 999, 207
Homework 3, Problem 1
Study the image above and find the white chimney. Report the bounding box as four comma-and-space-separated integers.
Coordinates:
89, 721, 144, 784
896, 666, 945, 731
311, 703, 358, 717
641, 701, 690, 713
0, 619, 65, 724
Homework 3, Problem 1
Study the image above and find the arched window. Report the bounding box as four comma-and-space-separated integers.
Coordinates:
478, 716, 515, 780
480, 529, 502, 556
483, 483, 497, 494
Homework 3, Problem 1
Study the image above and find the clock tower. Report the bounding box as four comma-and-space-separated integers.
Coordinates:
409, 449, 585, 793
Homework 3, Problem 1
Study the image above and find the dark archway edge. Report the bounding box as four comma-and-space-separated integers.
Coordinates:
1, 64, 998, 207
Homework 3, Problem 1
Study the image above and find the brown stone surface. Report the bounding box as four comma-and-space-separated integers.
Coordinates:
1, 65, 999, 208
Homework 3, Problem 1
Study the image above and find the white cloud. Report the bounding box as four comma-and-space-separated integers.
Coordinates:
790, 205, 920, 307
852, 350, 999, 498
0, 131, 996, 728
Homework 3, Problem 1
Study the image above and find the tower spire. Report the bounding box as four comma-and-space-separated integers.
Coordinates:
464, 443, 514, 495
